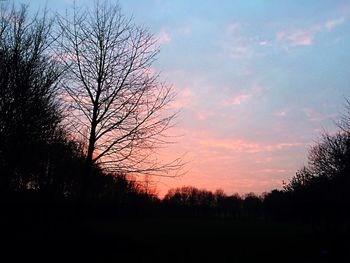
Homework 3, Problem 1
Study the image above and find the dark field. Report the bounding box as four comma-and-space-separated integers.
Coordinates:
2, 212, 349, 263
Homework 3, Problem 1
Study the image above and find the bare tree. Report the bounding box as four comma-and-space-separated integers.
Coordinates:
55, 2, 181, 195
339, 97, 350, 134
284, 99, 350, 192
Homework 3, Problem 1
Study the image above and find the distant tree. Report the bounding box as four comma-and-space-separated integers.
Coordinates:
56, 1, 181, 198
164, 187, 242, 217
164, 186, 215, 208
285, 129, 350, 192
339, 98, 350, 134
225, 194, 242, 218
243, 193, 262, 218
0, 3, 61, 192
263, 190, 289, 220
283, 166, 314, 192
43, 129, 86, 197
214, 190, 242, 217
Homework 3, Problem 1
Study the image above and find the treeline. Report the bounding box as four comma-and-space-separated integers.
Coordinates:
162, 187, 259, 219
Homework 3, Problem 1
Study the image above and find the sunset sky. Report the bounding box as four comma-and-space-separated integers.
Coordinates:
29, 0, 350, 196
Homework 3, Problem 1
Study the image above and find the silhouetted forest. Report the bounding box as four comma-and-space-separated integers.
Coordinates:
0, 3, 349, 263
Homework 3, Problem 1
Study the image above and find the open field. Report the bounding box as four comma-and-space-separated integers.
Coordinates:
2, 214, 349, 263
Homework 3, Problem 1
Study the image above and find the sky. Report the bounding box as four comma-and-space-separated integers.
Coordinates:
26, 0, 350, 196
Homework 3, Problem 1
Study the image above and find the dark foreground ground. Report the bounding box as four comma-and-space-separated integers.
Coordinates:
1, 209, 349, 263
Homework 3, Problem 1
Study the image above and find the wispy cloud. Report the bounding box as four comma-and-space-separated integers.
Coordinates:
227, 22, 242, 34
170, 86, 195, 109
230, 93, 251, 105
277, 16, 347, 48
287, 30, 314, 46
230, 46, 249, 58
325, 17, 345, 31
226, 82, 263, 106
143, 67, 156, 76
274, 110, 287, 117
199, 137, 303, 154
225, 22, 256, 59
196, 111, 214, 121
52, 51, 78, 63
302, 107, 323, 122
259, 40, 272, 47
277, 30, 314, 46
158, 29, 171, 44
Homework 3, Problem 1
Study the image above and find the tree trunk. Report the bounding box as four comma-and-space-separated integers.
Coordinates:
82, 121, 97, 202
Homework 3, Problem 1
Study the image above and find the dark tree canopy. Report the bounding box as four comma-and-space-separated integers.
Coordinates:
281, 100, 350, 221
0, 3, 61, 192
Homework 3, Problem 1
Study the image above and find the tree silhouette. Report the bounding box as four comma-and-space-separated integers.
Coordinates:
55, 1, 181, 199
283, 100, 350, 221
0, 3, 61, 193
243, 193, 262, 218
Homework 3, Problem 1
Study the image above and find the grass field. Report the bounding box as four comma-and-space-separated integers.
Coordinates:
4, 215, 349, 262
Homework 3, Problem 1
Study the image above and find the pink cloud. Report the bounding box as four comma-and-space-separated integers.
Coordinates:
51, 52, 78, 64
257, 168, 292, 174
199, 136, 302, 154
230, 93, 251, 105
199, 138, 260, 153
230, 46, 248, 58
259, 40, 271, 47
325, 17, 345, 31
279, 30, 313, 46
255, 157, 274, 164
227, 22, 242, 34
277, 17, 346, 48
302, 108, 323, 122
276, 31, 286, 41
274, 110, 287, 117
287, 30, 313, 46
170, 86, 195, 109
143, 67, 156, 76
196, 111, 214, 121
158, 29, 171, 44
226, 82, 263, 106
277, 24, 322, 47
239, 65, 252, 76
274, 142, 302, 150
